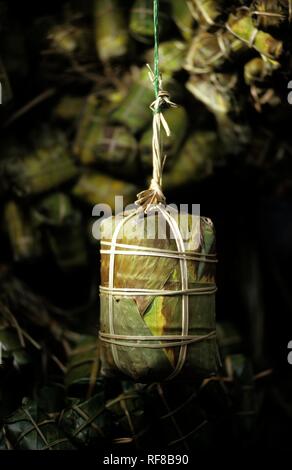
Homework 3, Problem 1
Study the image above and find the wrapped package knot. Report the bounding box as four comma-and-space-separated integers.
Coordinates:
99, 206, 220, 383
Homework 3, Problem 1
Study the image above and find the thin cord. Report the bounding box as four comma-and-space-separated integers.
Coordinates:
153, 0, 160, 100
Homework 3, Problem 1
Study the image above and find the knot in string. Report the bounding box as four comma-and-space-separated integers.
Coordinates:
135, 65, 177, 213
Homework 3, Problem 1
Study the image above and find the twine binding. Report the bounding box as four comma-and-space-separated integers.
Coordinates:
100, 206, 217, 381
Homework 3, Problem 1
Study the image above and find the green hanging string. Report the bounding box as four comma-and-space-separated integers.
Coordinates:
136, 0, 177, 211
153, 0, 160, 100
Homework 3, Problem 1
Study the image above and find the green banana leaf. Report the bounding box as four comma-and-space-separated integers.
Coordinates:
190, 0, 226, 28
111, 66, 157, 134
53, 95, 84, 122
145, 40, 187, 74
4, 200, 42, 262
32, 193, 88, 271
106, 387, 153, 450
130, 0, 170, 44
145, 382, 211, 452
170, 0, 194, 40
4, 399, 76, 450
185, 30, 247, 74
244, 57, 280, 85
72, 171, 138, 209
65, 336, 101, 398
100, 211, 219, 382
94, 0, 128, 62
0, 56, 12, 104
227, 8, 283, 59
111, 66, 179, 134
186, 73, 239, 115
140, 106, 188, 173
228, 354, 257, 435
163, 131, 218, 189
251, 0, 289, 30
0, 427, 12, 449
59, 383, 112, 447
74, 94, 100, 156
4, 144, 78, 197
79, 122, 138, 177
0, 301, 37, 368
216, 321, 243, 359
215, 323, 262, 435
48, 23, 92, 60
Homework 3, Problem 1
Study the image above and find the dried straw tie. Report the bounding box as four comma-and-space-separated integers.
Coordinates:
99, 0, 217, 381
135, 64, 177, 213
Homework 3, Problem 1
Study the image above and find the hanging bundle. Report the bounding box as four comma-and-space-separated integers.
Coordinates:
99, 0, 219, 383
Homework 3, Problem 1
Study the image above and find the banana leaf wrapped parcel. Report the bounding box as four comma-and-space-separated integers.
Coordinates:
53, 95, 84, 121
185, 30, 247, 74
94, 0, 128, 62
226, 8, 283, 60
99, 208, 219, 383
79, 121, 138, 176
0, 56, 12, 104
65, 335, 101, 398
112, 66, 179, 134
58, 383, 112, 448
215, 322, 271, 436
4, 399, 75, 450
3, 144, 78, 197
216, 321, 243, 359
170, 0, 194, 40
130, 0, 170, 44
224, 354, 258, 436
111, 66, 158, 134
190, 0, 226, 29
186, 73, 251, 154
251, 0, 290, 30
140, 106, 188, 172
187, 73, 239, 115
32, 193, 88, 271
0, 427, 12, 450
4, 200, 42, 262
106, 385, 154, 450
144, 382, 211, 452
145, 40, 187, 74
72, 172, 138, 209
74, 94, 100, 156
0, 301, 33, 368
163, 131, 218, 189
244, 57, 280, 86
48, 23, 93, 60
244, 57, 281, 111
